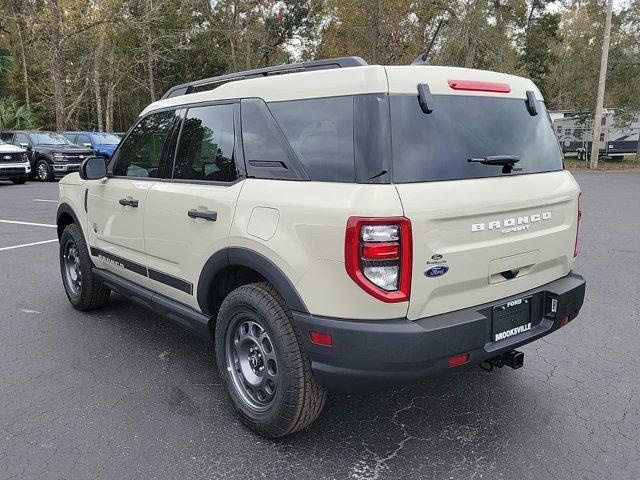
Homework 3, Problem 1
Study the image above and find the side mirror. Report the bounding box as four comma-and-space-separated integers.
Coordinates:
19, 142, 30, 150
79, 156, 108, 180
83, 143, 92, 148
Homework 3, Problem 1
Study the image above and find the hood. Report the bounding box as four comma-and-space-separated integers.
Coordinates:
41, 144, 94, 155
0, 144, 26, 154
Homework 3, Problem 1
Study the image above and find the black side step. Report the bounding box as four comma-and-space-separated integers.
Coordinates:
93, 268, 212, 341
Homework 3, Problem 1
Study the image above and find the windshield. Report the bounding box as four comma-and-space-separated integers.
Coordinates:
92, 133, 121, 145
390, 95, 563, 183
32, 132, 74, 145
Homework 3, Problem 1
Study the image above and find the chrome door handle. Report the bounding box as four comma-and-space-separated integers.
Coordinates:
119, 198, 138, 207
187, 209, 217, 221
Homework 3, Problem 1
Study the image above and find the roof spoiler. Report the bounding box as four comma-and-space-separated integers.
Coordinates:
161, 56, 369, 100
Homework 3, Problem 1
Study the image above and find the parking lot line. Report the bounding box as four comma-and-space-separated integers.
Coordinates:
33, 199, 58, 203
0, 239, 57, 251
0, 219, 56, 228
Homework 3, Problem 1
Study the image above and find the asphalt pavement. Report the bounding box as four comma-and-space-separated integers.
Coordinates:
0, 171, 639, 480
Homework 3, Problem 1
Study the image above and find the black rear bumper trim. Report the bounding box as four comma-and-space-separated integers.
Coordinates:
293, 272, 586, 392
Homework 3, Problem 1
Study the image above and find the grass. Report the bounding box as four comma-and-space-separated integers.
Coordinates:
564, 154, 640, 171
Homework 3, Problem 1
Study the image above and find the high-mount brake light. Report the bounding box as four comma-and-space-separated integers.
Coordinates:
345, 217, 412, 303
574, 196, 582, 257
448, 79, 511, 93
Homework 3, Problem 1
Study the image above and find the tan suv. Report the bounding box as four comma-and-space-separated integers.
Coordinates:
56, 57, 586, 438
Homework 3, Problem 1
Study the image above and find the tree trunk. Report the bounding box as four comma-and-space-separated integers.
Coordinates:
50, 0, 66, 130
370, 0, 380, 64
93, 37, 105, 131
105, 52, 115, 132
229, 0, 239, 70
147, 30, 156, 102
14, 14, 30, 109
244, 12, 252, 70
464, 34, 477, 68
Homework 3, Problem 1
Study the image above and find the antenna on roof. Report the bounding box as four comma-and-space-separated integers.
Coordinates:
411, 19, 445, 66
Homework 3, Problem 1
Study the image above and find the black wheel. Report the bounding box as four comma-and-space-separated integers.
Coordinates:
215, 282, 326, 438
36, 159, 53, 182
10, 177, 27, 184
59, 223, 110, 310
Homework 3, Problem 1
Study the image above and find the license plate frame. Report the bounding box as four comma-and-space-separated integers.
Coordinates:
492, 296, 532, 342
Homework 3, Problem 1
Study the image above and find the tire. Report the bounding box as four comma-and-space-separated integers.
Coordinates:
10, 177, 27, 184
36, 159, 54, 182
215, 282, 326, 438
59, 223, 110, 310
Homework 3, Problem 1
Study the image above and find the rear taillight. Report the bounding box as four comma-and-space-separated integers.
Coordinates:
574, 196, 582, 257
345, 217, 412, 303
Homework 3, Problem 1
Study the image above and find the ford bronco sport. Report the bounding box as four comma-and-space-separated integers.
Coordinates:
56, 57, 586, 438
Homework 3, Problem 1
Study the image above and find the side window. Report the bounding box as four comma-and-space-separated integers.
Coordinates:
268, 97, 355, 182
76, 134, 91, 146
1, 133, 13, 143
63, 133, 76, 143
114, 110, 177, 178
14, 133, 29, 146
173, 104, 237, 182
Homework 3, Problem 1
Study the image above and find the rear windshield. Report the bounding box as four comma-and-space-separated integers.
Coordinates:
390, 95, 563, 183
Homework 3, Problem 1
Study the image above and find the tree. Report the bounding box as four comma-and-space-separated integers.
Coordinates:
519, 12, 560, 99
0, 98, 35, 130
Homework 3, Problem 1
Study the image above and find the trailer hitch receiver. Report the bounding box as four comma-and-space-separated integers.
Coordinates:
480, 350, 524, 372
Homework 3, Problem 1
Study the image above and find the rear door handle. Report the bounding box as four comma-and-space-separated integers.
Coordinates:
187, 209, 217, 221
119, 198, 138, 207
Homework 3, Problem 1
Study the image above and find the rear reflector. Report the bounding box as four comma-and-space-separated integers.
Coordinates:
310, 331, 333, 346
559, 315, 571, 327
448, 353, 470, 368
448, 79, 511, 93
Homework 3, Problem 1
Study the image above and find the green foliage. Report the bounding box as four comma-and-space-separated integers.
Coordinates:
0, 98, 35, 131
0, 0, 637, 131
519, 12, 560, 99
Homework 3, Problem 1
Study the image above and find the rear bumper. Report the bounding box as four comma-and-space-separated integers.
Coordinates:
293, 272, 586, 392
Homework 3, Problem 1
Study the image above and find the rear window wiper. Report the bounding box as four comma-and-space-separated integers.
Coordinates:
467, 155, 522, 173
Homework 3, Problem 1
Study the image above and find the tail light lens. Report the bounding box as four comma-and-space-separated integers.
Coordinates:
345, 217, 412, 302
574, 196, 582, 257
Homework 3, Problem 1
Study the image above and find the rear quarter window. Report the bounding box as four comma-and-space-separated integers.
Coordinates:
390, 95, 563, 183
268, 97, 355, 183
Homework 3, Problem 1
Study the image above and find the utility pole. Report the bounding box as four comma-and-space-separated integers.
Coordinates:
590, 0, 614, 169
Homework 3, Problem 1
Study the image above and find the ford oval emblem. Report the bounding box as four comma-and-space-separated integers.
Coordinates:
425, 265, 449, 278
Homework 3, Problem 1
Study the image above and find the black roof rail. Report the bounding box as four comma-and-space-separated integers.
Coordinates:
161, 56, 368, 100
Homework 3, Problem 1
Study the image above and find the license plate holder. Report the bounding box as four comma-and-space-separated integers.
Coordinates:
492, 297, 532, 342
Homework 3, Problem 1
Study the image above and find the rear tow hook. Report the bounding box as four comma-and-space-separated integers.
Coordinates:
480, 350, 524, 372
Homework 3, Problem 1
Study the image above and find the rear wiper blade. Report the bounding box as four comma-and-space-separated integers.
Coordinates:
467, 155, 522, 173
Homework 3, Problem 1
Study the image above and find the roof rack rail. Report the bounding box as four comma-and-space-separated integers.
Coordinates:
161, 56, 368, 100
